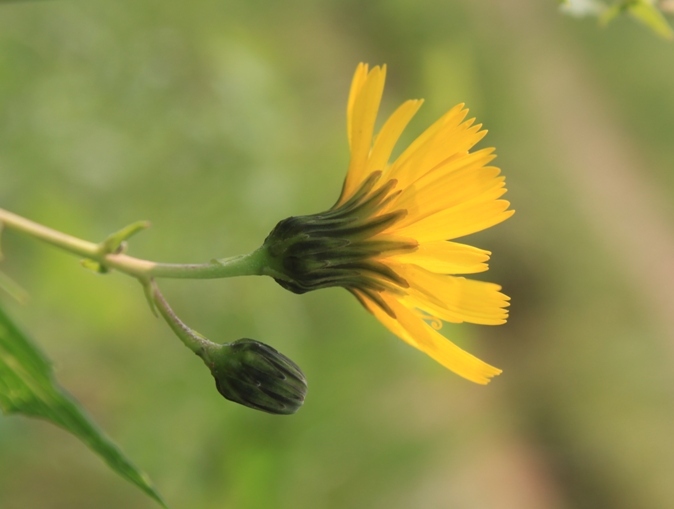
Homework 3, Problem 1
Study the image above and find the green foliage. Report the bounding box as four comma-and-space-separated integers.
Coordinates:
0, 304, 166, 508
601, 0, 674, 39
561, 0, 674, 39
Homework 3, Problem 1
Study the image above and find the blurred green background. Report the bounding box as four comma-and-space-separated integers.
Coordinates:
2, 1, 674, 508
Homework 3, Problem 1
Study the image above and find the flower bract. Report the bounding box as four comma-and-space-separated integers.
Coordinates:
206, 338, 307, 415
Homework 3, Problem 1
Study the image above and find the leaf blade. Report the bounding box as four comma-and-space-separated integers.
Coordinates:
628, 0, 674, 39
0, 305, 167, 508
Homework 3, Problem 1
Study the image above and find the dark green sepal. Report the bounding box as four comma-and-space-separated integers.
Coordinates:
262, 171, 417, 295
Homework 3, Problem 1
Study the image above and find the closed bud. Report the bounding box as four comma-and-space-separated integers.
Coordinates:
203, 338, 307, 415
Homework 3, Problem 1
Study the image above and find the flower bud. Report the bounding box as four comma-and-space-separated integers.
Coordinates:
203, 338, 307, 415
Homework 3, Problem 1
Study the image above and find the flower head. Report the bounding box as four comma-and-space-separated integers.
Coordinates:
264, 64, 513, 384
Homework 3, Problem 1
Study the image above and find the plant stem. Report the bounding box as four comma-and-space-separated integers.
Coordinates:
150, 281, 214, 357
0, 208, 268, 281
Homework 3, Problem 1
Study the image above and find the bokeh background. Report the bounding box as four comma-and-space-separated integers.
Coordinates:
2, 1, 674, 508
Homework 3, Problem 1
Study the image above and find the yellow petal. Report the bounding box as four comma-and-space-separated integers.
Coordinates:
367, 99, 423, 176
347, 63, 370, 149
395, 198, 514, 242
390, 103, 467, 175
389, 263, 510, 325
390, 123, 486, 189
340, 65, 387, 203
392, 169, 506, 232
386, 147, 497, 212
385, 240, 491, 274
387, 106, 488, 188
359, 292, 502, 384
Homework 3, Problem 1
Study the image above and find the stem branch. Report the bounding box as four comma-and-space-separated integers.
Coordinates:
150, 281, 214, 357
0, 208, 268, 281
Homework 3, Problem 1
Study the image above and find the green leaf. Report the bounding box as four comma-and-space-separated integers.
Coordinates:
0, 304, 167, 508
100, 220, 151, 255
599, 0, 674, 39
628, 0, 674, 39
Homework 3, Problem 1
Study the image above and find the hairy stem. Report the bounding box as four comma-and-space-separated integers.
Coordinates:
0, 208, 268, 281
150, 281, 214, 356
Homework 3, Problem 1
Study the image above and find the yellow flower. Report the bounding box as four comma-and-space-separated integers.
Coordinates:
263, 63, 513, 384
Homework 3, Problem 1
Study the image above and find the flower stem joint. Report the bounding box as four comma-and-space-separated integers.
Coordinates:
204, 338, 307, 415
263, 171, 417, 296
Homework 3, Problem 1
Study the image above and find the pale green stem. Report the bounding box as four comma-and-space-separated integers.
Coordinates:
150, 280, 214, 357
0, 208, 269, 281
